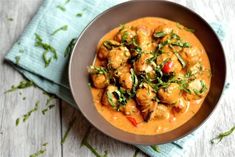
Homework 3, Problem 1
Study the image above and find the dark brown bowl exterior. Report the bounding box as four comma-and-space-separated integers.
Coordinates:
69, 0, 226, 145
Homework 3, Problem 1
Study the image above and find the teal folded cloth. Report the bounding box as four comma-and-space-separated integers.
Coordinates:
5, 0, 225, 156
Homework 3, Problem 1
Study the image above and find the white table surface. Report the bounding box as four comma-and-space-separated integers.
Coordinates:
0, 0, 235, 157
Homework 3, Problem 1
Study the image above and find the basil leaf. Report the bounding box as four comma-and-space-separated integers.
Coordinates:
5, 80, 34, 93
51, 25, 68, 36
88, 66, 107, 75
34, 33, 58, 67
211, 126, 235, 144
150, 145, 160, 153
153, 31, 166, 38
174, 51, 186, 68
107, 91, 116, 108
64, 38, 77, 57
61, 116, 77, 144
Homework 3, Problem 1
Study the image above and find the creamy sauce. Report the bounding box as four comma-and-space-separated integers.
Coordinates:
90, 17, 211, 135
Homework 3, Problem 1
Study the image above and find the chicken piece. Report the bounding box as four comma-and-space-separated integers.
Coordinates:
154, 24, 178, 35
157, 53, 182, 73
136, 26, 155, 53
184, 79, 207, 100
187, 62, 203, 78
181, 47, 202, 66
107, 46, 131, 69
115, 25, 136, 44
171, 54, 183, 73
97, 40, 120, 60
136, 83, 155, 105
136, 83, 157, 121
158, 83, 181, 104
114, 66, 137, 90
101, 85, 118, 109
134, 53, 155, 75
119, 72, 133, 90
172, 98, 188, 114
151, 104, 170, 120
114, 64, 131, 77
120, 99, 139, 115
88, 66, 109, 89
91, 74, 109, 89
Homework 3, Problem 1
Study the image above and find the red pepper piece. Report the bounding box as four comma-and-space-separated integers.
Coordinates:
126, 116, 138, 127
162, 61, 174, 73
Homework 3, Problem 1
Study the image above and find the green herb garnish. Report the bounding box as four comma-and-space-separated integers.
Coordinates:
193, 80, 207, 95
174, 51, 186, 68
15, 56, 20, 65
5, 80, 34, 93
170, 32, 180, 40
113, 90, 127, 106
61, 116, 77, 144
56, 5, 66, 11
150, 145, 160, 153
183, 42, 191, 47
171, 41, 191, 48
23, 101, 39, 122
42, 104, 55, 115
16, 101, 39, 126
42, 51, 52, 67
56, 0, 71, 12
185, 71, 193, 78
176, 22, 195, 32
51, 25, 68, 36
34, 33, 58, 67
119, 24, 125, 33
103, 40, 120, 50
225, 83, 230, 89
88, 82, 92, 88
64, 0, 70, 3
81, 127, 108, 157
176, 22, 184, 29
171, 142, 183, 149
41, 108, 48, 115
128, 36, 142, 63
107, 91, 116, 108
130, 68, 138, 96
45, 94, 55, 106
88, 66, 107, 75
16, 118, 20, 126
42, 143, 48, 147
64, 38, 77, 57
211, 126, 235, 144
30, 149, 46, 157
121, 31, 129, 43
7, 17, 13, 21
76, 13, 83, 17
29, 142, 48, 157
153, 31, 166, 38
185, 27, 195, 33
19, 49, 24, 53
177, 79, 191, 94
133, 148, 140, 157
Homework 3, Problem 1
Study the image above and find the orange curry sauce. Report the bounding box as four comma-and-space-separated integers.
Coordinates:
90, 17, 211, 135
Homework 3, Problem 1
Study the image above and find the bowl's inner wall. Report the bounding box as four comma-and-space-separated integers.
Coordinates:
69, 1, 226, 145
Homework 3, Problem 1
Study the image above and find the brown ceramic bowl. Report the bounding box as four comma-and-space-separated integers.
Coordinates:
69, 0, 226, 145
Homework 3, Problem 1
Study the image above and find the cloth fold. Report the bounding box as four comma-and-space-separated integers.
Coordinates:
5, 0, 225, 156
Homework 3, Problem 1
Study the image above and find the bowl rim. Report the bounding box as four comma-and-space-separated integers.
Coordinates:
68, 0, 227, 145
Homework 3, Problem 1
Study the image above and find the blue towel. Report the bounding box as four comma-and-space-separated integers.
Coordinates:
4, 0, 225, 156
